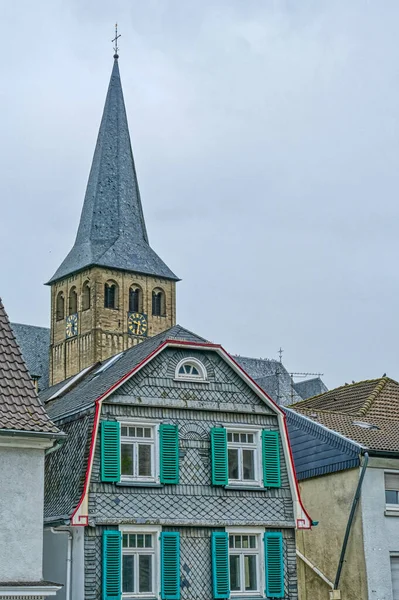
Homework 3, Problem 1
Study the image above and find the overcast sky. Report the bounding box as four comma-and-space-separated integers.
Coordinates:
2, 0, 399, 389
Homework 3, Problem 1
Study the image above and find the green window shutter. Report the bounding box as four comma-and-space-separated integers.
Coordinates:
101, 421, 120, 483
102, 530, 122, 600
264, 532, 284, 598
262, 430, 281, 488
160, 532, 180, 599
211, 532, 230, 599
160, 424, 179, 484
211, 428, 228, 486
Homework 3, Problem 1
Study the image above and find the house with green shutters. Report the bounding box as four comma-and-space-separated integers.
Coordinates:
42, 325, 311, 600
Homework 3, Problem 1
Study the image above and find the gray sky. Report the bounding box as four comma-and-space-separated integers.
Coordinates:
1, 0, 399, 389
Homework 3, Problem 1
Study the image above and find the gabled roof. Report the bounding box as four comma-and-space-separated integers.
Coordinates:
11, 323, 50, 389
0, 299, 59, 434
290, 377, 399, 452
41, 325, 208, 420
47, 58, 178, 284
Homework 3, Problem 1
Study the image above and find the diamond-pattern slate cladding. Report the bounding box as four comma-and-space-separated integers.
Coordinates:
45, 412, 93, 520
83, 526, 298, 600
118, 349, 274, 409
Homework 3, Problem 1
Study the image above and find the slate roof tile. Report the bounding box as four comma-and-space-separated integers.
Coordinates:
0, 299, 59, 434
47, 58, 178, 284
41, 324, 208, 421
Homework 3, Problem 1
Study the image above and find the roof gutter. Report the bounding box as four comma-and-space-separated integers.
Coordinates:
0, 428, 66, 440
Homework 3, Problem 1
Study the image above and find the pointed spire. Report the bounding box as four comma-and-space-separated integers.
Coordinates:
48, 58, 178, 284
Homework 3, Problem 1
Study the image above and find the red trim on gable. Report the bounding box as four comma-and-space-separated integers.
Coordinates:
70, 337, 311, 528
281, 413, 312, 529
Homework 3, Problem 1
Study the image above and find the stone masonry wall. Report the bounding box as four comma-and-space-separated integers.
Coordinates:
50, 266, 176, 385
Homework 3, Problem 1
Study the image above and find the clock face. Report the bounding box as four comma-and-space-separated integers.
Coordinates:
66, 313, 78, 338
128, 312, 148, 337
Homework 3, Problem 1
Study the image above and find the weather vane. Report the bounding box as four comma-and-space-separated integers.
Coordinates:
112, 23, 121, 58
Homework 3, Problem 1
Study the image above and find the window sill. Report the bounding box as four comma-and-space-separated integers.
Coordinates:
225, 485, 264, 491
173, 378, 209, 384
385, 507, 399, 517
117, 481, 164, 488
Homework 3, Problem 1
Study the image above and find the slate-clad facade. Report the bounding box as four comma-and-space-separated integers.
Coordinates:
43, 327, 311, 600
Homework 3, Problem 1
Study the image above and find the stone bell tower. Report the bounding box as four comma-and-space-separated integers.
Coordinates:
47, 53, 178, 386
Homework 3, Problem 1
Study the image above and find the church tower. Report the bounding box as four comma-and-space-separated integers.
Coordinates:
47, 54, 178, 385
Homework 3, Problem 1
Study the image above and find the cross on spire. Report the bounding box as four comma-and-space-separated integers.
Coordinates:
112, 23, 121, 58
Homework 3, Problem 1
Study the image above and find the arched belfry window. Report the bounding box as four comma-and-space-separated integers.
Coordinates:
56, 292, 65, 321
152, 288, 166, 317
104, 281, 118, 309
69, 287, 78, 315
129, 285, 142, 313
175, 358, 207, 381
82, 281, 91, 311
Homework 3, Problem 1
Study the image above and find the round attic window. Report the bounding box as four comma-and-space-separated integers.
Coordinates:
175, 358, 207, 381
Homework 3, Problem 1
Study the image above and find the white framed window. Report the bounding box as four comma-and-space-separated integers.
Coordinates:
391, 554, 399, 600
120, 422, 159, 483
175, 358, 207, 382
227, 428, 262, 486
385, 472, 399, 508
227, 528, 264, 596
121, 525, 161, 598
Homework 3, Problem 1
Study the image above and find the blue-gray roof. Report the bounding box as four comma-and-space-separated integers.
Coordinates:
233, 356, 303, 406
285, 408, 361, 480
11, 323, 50, 390
47, 58, 178, 284
293, 377, 328, 400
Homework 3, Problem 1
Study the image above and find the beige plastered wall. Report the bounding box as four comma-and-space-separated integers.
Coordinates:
297, 468, 367, 600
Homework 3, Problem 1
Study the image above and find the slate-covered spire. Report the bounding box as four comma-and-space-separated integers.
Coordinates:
48, 58, 178, 284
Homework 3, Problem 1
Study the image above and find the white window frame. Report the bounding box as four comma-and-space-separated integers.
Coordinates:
226, 426, 263, 487
174, 357, 208, 382
385, 470, 399, 513
119, 525, 161, 599
226, 527, 265, 597
117, 419, 160, 484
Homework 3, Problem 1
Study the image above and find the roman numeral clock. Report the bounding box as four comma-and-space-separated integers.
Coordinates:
128, 312, 148, 337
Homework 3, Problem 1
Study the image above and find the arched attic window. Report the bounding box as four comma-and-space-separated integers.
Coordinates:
175, 358, 207, 381
152, 288, 166, 317
82, 281, 91, 311
129, 285, 142, 313
104, 281, 119, 309
56, 291, 65, 321
69, 287, 78, 315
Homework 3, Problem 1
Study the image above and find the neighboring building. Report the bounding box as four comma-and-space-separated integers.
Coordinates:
0, 298, 64, 600
234, 356, 304, 406
286, 377, 399, 600
42, 323, 312, 600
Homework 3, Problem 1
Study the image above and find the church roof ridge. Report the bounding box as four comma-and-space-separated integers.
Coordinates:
47, 58, 178, 284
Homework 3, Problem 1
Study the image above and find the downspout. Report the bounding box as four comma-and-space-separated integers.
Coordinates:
334, 452, 369, 590
50, 528, 72, 600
